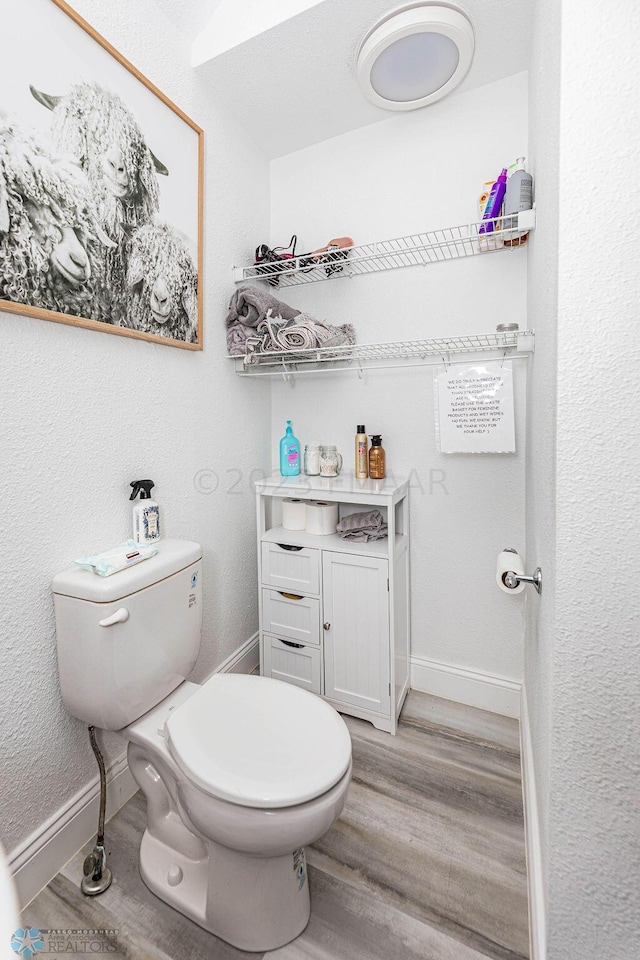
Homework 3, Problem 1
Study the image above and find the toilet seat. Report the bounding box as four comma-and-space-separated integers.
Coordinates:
165, 673, 352, 809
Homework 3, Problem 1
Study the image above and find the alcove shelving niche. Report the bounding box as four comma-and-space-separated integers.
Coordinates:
228, 210, 536, 379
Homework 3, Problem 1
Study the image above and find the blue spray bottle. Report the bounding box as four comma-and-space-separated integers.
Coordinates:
280, 420, 301, 476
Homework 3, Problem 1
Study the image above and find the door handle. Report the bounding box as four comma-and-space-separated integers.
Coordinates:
323, 622, 331, 631
279, 639, 305, 649
276, 543, 304, 552
98, 607, 130, 627
279, 592, 304, 600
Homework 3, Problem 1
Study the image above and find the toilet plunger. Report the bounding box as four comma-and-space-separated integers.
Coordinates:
80, 726, 112, 896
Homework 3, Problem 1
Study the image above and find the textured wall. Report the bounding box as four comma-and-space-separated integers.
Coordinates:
270, 74, 529, 683
546, 1, 640, 955
0, 0, 270, 856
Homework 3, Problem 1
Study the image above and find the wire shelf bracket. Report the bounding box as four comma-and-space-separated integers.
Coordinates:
231, 210, 536, 288
229, 329, 535, 378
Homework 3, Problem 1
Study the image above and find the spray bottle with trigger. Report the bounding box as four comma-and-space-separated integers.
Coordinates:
130, 479, 161, 544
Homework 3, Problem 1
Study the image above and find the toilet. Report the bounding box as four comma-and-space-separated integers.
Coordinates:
52, 539, 352, 953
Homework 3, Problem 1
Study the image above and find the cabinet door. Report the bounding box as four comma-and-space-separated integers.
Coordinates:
322, 552, 390, 717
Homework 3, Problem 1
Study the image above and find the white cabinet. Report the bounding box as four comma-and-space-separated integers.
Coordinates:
256, 475, 410, 734
323, 552, 391, 718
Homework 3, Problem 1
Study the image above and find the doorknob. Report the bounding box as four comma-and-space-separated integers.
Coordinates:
323, 622, 331, 631
98, 607, 130, 627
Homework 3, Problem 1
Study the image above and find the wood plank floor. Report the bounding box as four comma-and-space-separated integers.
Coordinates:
23, 691, 529, 959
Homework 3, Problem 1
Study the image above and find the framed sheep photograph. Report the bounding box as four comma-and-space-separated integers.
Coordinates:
0, 0, 204, 349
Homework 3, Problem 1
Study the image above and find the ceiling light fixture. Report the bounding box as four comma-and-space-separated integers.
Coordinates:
357, 3, 475, 111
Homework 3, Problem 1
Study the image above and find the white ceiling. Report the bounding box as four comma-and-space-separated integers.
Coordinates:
165, 0, 534, 159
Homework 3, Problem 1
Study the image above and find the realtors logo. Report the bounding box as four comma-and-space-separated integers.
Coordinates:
11, 929, 119, 955
11, 929, 44, 959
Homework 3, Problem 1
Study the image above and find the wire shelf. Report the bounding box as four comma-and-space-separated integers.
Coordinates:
229, 330, 535, 378
232, 210, 535, 288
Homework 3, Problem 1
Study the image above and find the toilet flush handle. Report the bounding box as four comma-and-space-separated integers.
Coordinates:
98, 607, 130, 627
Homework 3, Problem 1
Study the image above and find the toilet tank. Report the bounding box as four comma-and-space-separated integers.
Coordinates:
52, 539, 203, 731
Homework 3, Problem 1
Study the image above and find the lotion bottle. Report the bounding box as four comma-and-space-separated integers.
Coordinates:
130, 479, 161, 544
503, 157, 533, 246
355, 424, 368, 479
279, 420, 301, 477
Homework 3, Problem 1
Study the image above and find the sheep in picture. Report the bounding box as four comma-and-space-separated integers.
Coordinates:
30, 82, 169, 320
124, 222, 197, 342
30, 82, 167, 236
0, 118, 116, 320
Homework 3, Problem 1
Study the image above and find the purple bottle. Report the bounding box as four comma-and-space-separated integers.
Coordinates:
478, 168, 508, 234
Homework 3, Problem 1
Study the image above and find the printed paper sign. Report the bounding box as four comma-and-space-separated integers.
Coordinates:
436, 362, 516, 453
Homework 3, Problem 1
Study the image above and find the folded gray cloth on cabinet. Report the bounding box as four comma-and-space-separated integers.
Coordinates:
226, 285, 300, 329
336, 509, 388, 542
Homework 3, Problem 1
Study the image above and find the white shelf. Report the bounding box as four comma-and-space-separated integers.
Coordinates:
231, 329, 535, 377
232, 210, 535, 288
254, 473, 409, 504
262, 525, 406, 560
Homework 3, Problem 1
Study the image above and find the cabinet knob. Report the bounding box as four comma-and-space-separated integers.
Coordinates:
323, 622, 331, 631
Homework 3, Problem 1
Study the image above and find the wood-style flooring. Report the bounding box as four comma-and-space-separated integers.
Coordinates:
23, 691, 529, 959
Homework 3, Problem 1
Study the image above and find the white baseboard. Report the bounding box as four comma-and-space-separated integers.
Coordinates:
520, 688, 547, 960
10, 751, 137, 910
212, 632, 260, 677
410, 655, 522, 719
11, 633, 260, 909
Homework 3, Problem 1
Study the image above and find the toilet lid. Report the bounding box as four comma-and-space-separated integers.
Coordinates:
165, 674, 352, 808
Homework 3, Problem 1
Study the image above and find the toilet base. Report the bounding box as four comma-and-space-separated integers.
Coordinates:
139, 828, 311, 953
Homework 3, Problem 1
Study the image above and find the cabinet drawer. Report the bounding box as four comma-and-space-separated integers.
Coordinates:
261, 588, 320, 645
261, 541, 320, 595
262, 634, 322, 695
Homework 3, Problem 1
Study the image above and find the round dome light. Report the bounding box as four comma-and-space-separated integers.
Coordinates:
357, 4, 475, 111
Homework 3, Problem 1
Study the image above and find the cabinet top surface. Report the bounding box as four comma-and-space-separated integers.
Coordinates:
255, 472, 408, 501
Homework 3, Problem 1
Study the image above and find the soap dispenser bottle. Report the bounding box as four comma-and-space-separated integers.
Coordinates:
279, 421, 301, 476
368, 436, 386, 480
130, 479, 161, 544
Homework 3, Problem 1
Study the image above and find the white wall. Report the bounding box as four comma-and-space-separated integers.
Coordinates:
0, 0, 270, 859
270, 73, 529, 687
526, 0, 640, 956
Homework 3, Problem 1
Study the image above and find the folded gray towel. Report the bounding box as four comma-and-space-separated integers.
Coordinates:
255, 314, 356, 355
336, 510, 388, 542
227, 321, 254, 355
226, 285, 300, 329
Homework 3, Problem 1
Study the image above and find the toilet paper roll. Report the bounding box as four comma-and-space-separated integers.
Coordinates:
282, 498, 306, 531
305, 500, 339, 536
496, 550, 525, 594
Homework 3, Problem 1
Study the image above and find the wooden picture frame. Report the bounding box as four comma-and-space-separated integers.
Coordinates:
0, 0, 204, 350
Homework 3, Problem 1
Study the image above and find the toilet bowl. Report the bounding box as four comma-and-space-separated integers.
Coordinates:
125, 674, 352, 952
52, 540, 352, 953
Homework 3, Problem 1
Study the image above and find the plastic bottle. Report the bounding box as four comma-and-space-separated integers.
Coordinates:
279, 420, 301, 476
368, 436, 386, 480
478, 168, 508, 234
355, 425, 368, 479
503, 157, 533, 246
130, 479, 161, 544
